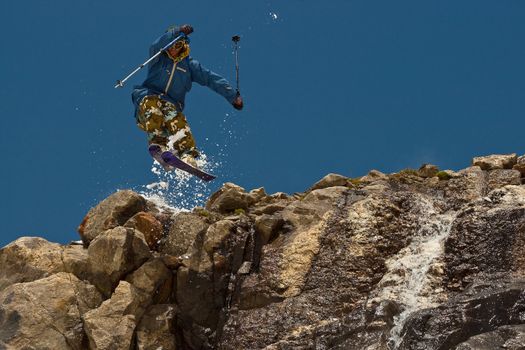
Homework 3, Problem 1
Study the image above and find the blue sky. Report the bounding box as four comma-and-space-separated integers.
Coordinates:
1, 1, 524, 247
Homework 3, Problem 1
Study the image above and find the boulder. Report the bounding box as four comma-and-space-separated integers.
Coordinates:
254, 214, 284, 245
251, 202, 289, 216
78, 190, 147, 245
126, 258, 173, 304
418, 164, 439, 178
202, 220, 236, 257
161, 255, 183, 270
487, 169, 522, 192
0, 237, 64, 291
83, 281, 149, 350
472, 153, 518, 170
158, 212, 210, 257
87, 226, 151, 296
0, 238, 98, 295
0, 272, 102, 350
360, 169, 388, 183
135, 304, 177, 350
206, 183, 258, 213
309, 173, 349, 191
62, 244, 91, 282
124, 211, 164, 250
249, 187, 267, 202
302, 186, 349, 209
269, 192, 289, 200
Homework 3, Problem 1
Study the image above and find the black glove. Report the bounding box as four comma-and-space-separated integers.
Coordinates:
180, 24, 194, 35
232, 95, 244, 110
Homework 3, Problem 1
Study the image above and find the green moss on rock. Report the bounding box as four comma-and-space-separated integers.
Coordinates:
436, 171, 452, 181
234, 208, 246, 215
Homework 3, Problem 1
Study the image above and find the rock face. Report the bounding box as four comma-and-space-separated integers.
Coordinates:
0, 272, 102, 349
456, 324, 525, 350
418, 164, 439, 178
309, 173, 350, 190
398, 278, 525, 350
1, 152, 525, 350
83, 280, 159, 350
472, 153, 518, 170
78, 190, 157, 245
124, 212, 164, 250
0, 237, 64, 291
87, 227, 152, 297
135, 304, 177, 350
514, 155, 525, 178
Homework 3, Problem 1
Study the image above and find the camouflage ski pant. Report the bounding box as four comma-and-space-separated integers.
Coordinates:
136, 95, 199, 157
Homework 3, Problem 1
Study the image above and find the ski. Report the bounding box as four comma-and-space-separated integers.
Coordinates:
148, 144, 216, 182
161, 151, 216, 182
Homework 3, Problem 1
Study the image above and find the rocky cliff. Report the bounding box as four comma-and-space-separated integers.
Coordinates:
1, 153, 525, 350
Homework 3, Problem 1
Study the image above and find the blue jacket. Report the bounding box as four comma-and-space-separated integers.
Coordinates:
132, 28, 237, 112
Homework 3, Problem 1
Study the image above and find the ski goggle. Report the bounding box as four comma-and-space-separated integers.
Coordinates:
167, 40, 190, 62
172, 40, 186, 50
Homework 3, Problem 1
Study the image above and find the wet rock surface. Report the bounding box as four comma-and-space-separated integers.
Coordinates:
455, 324, 525, 350
1, 152, 525, 350
399, 278, 525, 350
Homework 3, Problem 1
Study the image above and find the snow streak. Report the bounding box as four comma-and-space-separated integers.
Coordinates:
139, 152, 220, 212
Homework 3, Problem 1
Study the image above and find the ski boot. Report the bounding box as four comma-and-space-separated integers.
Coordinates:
148, 144, 174, 171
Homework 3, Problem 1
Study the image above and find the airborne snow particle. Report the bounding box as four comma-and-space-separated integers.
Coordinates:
139, 152, 219, 212
269, 12, 278, 20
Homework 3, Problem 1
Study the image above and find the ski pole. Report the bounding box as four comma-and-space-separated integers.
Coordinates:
114, 33, 187, 89
232, 35, 241, 95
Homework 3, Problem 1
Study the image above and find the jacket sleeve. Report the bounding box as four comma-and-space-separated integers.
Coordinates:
149, 27, 181, 57
189, 58, 237, 104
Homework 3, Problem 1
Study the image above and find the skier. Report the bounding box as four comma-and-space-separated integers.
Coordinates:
132, 24, 244, 168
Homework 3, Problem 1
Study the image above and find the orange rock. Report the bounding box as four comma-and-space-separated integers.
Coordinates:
125, 212, 164, 250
